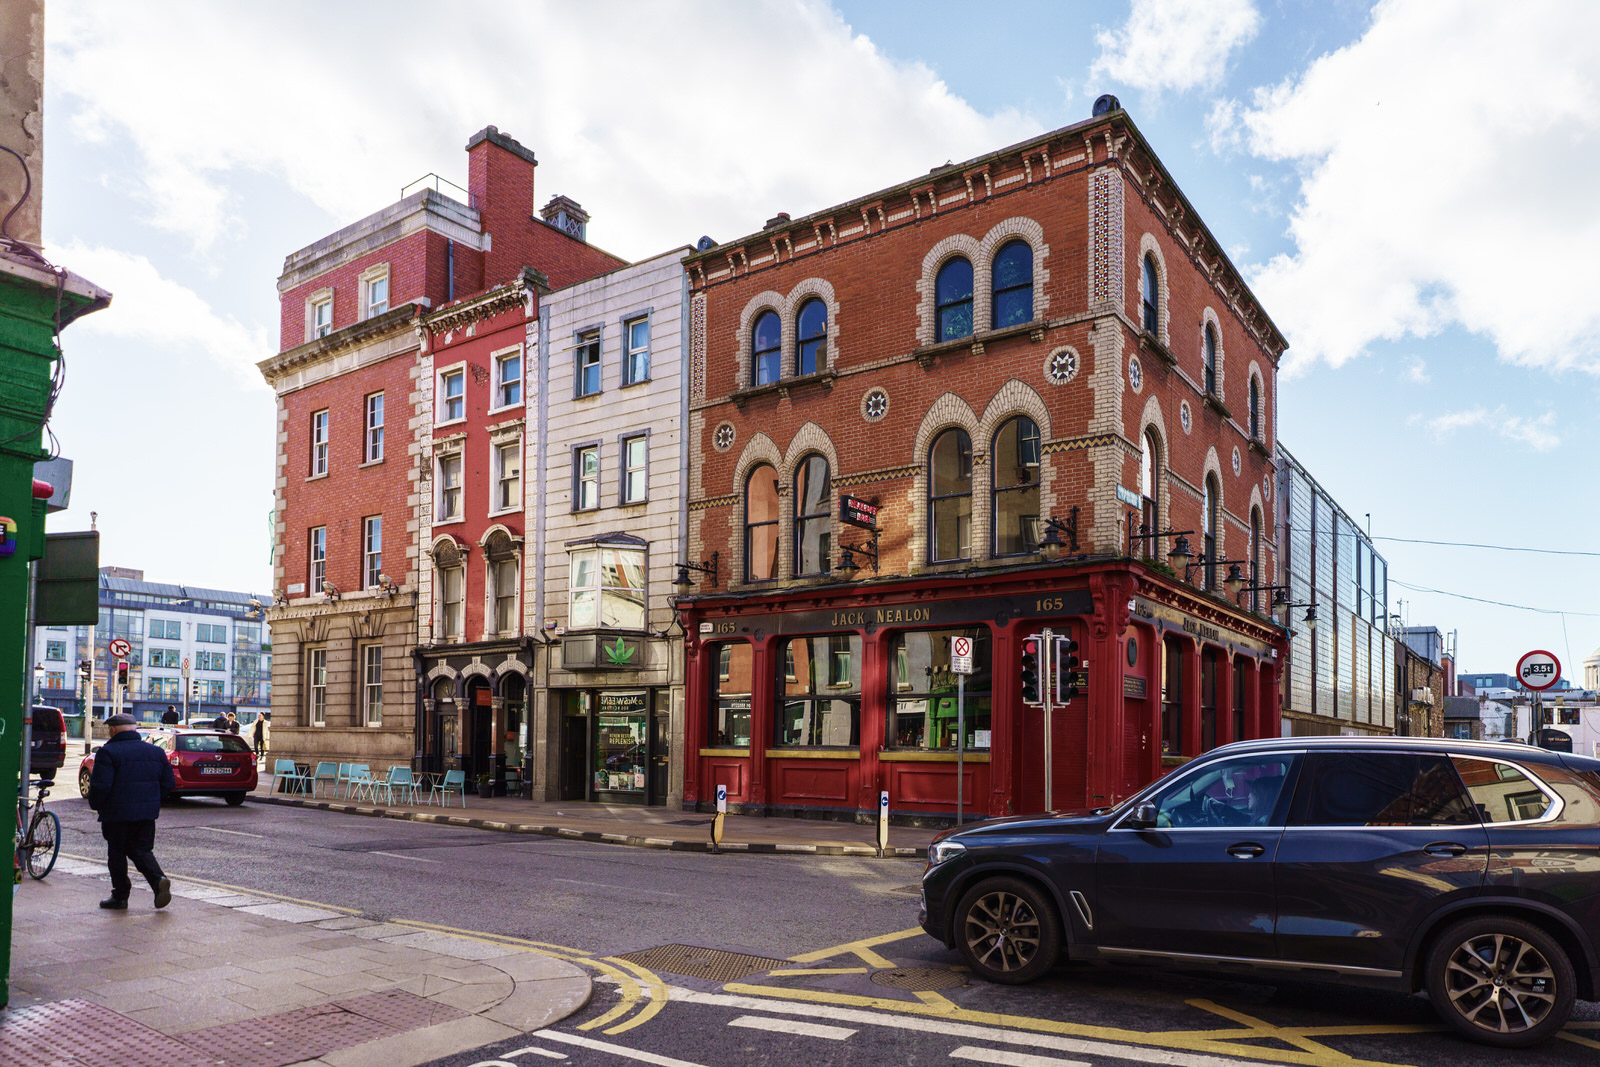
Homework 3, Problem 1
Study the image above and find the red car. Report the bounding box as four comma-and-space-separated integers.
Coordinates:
78, 727, 258, 806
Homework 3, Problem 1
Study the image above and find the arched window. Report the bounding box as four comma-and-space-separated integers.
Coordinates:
794, 455, 832, 576
1249, 376, 1261, 439
1203, 324, 1218, 395
1202, 475, 1219, 590
935, 258, 974, 341
1250, 507, 1263, 612
1141, 253, 1160, 334
434, 540, 464, 641
752, 310, 781, 386
486, 530, 518, 635
991, 416, 1041, 557
991, 241, 1033, 329
744, 464, 780, 581
1139, 431, 1159, 547
928, 428, 972, 562
796, 299, 827, 376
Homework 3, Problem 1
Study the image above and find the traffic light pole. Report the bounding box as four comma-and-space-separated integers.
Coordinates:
1040, 627, 1054, 812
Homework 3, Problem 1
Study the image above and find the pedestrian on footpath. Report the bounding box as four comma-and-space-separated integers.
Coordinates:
251, 714, 267, 759
87, 712, 173, 910
161, 705, 179, 725
224, 711, 240, 735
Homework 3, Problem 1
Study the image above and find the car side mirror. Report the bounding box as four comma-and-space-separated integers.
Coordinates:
1127, 803, 1159, 829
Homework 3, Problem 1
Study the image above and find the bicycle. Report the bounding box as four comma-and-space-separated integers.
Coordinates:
15, 778, 61, 880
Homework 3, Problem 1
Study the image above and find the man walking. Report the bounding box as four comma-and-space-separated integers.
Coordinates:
161, 705, 179, 725
87, 713, 173, 910
251, 713, 267, 760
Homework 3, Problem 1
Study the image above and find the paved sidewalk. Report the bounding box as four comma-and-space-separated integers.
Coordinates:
253, 774, 941, 858
3, 858, 590, 1067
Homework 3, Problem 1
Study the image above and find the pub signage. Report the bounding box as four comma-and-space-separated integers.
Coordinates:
839, 495, 880, 530
698, 589, 1094, 638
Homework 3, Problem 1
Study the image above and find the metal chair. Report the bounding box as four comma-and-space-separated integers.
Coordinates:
428, 768, 467, 807
273, 759, 311, 795
312, 762, 340, 798
345, 766, 377, 803
335, 762, 356, 797
380, 766, 419, 806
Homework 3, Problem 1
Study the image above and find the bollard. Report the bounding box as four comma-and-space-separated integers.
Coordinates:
877, 789, 890, 856
710, 784, 727, 853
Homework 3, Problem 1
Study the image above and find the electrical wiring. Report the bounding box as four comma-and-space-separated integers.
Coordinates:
1389, 579, 1600, 618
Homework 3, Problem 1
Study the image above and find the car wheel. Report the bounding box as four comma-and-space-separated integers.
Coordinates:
953, 876, 1060, 984
78, 766, 92, 798
1425, 915, 1575, 1047
225, 792, 246, 807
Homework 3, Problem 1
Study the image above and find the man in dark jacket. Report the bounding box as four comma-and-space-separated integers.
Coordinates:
87, 713, 174, 910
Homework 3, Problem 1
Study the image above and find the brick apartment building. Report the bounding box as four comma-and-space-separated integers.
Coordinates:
260, 127, 622, 775
677, 100, 1291, 821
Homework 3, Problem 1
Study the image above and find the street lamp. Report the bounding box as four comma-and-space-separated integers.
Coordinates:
1037, 507, 1082, 561
673, 551, 719, 590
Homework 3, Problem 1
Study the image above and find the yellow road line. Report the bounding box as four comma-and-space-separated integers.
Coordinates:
1186, 999, 1357, 1058
767, 967, 870, 976
1557, 1031, 1600, 1050
788, 926, 925, 964
599, 956, 671, 1035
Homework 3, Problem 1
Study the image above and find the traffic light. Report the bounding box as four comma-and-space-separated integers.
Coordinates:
115, 660, 128, 688
77, 660, 92, 682
190, 677, 200, 701
1056, 636, 1081, 703
1020, 635, 1043, 706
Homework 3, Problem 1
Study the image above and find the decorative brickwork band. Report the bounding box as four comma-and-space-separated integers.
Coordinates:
690, 292, 707, 400
1089, 168, 1124, 310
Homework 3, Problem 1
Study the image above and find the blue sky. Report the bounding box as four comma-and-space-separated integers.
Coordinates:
37, 0, 1600, 680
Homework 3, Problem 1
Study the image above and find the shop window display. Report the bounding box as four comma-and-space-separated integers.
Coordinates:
594, 691, 648, 793
710, 643, 752, 747
777, 635, 861, 747
888, 628, 992, 750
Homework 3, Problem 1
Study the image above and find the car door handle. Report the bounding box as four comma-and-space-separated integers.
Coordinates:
1424, 842, 1469, 857
1227, 843, 1265, 859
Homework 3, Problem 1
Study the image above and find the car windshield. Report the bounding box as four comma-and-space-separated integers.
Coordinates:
177, 734, 253, 754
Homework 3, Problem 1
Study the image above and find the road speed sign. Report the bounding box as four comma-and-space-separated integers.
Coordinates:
108, 638, 131, 658
1517, 649, 1561, 691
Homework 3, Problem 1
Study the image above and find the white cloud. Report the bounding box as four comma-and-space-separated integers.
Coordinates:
1403, 356, 1429, 384
1425, 406, 1559, 451
1225, 0, 1600, 376
47, 0, 1037, 260
1091, 0, 1262, 94
52, 241, 271, 389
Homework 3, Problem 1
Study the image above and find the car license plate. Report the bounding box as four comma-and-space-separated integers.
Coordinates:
200, 764, 235, 775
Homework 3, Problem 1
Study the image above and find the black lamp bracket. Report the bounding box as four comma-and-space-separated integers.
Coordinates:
836, 529, 881, 574
1126, 509, 1193, 559
674, 551, 719, 589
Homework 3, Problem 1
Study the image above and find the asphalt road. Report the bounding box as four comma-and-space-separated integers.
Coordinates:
50, 793, 1600, 1067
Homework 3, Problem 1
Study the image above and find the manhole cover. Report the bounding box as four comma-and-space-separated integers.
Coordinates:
870, 966, 968, 991
616, 944, 789, 982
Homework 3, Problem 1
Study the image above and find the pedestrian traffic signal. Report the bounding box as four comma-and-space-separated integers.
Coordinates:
1020, 636, 1042, 706
189, 677, 200, 700
115, 660, 128, 687
1056, 636, 1080, 702
78, 660, 92, 681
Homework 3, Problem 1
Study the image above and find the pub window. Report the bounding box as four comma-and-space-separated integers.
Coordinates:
1161, 634, 1184, 756
991, 416, 1040, 557
1249, 507, 1262, 611
928, 428, 972, 562
794, 454, 832, 576
752, 310, 781, 386
1249, 375, 1262, 439
744, 464, 780, 581
887, 628, 991, 750
1203, 323, 1219, 395
1200, 648, 1219, 751
1202, 474, 1219, 590
1141, 252, 1160, 334
1139, 430, 1160, 549
935, 257, 974, 341
708, 642, 752, 747
991, 241, 1033, 329
1233, 658, 1248, 741
776, 634, 862, 747
796, 298, 827, 376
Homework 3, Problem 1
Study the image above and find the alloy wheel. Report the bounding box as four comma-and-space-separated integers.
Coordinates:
1443, 931, 1557, 1036
963, 889, 1042, 974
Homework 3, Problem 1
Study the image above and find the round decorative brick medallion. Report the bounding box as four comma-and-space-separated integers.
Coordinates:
713, 422, 735, 452
1127, 354, 1143, 393
1045, 346, 1079, 385
1232, 446, 1242, 476
1262, 472, 1272, 502
1179, 401, 1192, 435
861, 388, 890, 423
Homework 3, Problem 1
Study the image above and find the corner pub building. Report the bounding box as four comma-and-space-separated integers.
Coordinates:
677, 100, 1291, 822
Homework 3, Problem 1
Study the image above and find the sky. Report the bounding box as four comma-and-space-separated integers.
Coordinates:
35, 0, 1600, 681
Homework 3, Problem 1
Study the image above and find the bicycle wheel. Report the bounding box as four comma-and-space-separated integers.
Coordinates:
25, 809, 60, 879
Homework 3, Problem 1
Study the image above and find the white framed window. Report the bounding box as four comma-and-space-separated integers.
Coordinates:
309, 527, 326, 593
437, 452, 463, 521
573, 444, 599, 511
620, 433, 647, 505
312, 296, 333, 339
364, 393, 384, 463
440, 565, 463, 640
492, 557, 518, 634
494, 347, 523, 408
310, 410, 329, 476
361, 644, 383, 727
574, 329, 601, 397
308, 647, 327, 726
363, 515, 382, 588
493, 440, 521, 513
360, 265, 390, 319
622, 317, 649, 385
569, 547, 647, 630
438, 367, 465, 424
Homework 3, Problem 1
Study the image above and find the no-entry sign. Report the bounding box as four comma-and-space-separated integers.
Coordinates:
1517, 649, 1561, 691
108, 638, 131, 658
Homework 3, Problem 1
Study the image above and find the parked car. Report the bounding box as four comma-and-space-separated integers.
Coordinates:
28, 704, 67, 781
919, 736, 1600, 1048
78, 727, 257, 806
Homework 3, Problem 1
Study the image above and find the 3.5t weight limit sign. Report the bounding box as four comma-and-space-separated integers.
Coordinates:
1517, 650, 1561, 691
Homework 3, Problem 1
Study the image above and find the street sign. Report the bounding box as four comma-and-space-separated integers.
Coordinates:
839, 495, 880, 530
1115, 484, 1140, 509
182, 658, 191, 676
950, 635, 974, 674
108, 638, 131, 658
1517, 650, 1561, 691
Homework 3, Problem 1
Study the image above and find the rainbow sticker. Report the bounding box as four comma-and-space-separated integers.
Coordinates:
0, 516, 15, 558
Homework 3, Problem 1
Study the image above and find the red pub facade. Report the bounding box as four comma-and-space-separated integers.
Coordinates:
677, 104, 1291, 822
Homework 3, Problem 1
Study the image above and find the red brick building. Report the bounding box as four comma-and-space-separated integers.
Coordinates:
677, 103, 1290, 822
260, 127, 622, 775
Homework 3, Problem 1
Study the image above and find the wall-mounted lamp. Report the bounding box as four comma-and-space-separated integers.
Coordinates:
836, 529, 880, 575
1275, 595, 1316, 632
376, 572, 401, 598
674, 551, 719, 589
1180, 549, 1251, 592
1236, 581, 1287, 613
1127, 509, 1193, 562
322, 580, 341, 602
1037, 507, 1084, 561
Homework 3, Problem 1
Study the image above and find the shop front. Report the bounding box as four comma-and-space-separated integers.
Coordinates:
553, 686, 672, 804
416, 639, 533, 793
678, 561, 1287, 823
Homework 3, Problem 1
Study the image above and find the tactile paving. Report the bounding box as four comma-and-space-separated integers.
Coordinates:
174, 990, 468, 1067
0, 998, 214, 1067
615, 944, 789, 982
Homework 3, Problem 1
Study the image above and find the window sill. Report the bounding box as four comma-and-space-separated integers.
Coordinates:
574, 391, 604, 401
699, 747, 750, 757
435, 417, 467, 430
763, 748, 860, 760
434, 516, 465, 527
879, 750, 990, 763
1203, 392, 1233, 420
1248, 438, 1271, 457
305, 472, 329, 482
620, 377, 652, 389
486, 403, 524, 418
1138, 330, 1178, 367
1160, 754, 1192, 767
617, 499, 648, 508
487, 507, 519, 519
913, 319, 1046, 366
731, 368, 837, 408
358, 458, 385, 469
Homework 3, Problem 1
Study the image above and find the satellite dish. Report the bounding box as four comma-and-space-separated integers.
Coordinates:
1092, 94, 1121, 117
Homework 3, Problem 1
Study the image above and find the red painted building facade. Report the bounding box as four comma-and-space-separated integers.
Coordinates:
678, 106, 1290, 821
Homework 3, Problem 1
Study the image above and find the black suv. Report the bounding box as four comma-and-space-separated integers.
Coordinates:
920, 736, 1600, 1047
28, 704, 67, 781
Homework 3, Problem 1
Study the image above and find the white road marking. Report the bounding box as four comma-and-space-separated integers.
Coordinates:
533, 1031, 708, 1066
503, 1047, 569, 1060
728, 1014, 857, 1040
951, 1045, 1091, 1067
194, 827, 263, 838
368, 850, 442, 863
669, 986, 1257, 1067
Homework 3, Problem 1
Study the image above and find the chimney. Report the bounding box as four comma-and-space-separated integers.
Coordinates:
465, 125, 538, 284
540, 195, 589, 242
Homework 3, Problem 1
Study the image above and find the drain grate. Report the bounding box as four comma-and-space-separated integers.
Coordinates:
869, 966, 968, 991
616, 944, 789, 982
